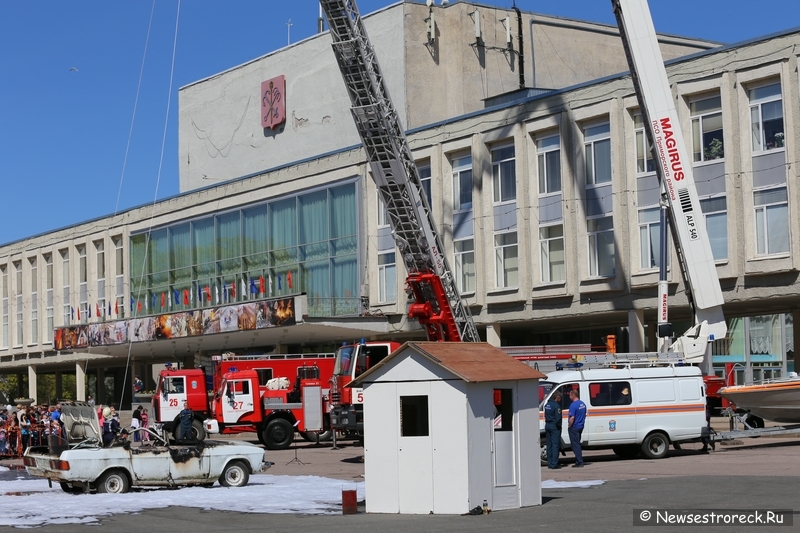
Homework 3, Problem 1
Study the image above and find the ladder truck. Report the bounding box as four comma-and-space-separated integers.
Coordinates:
319, 0, 480, 438
612, 0, 728, 364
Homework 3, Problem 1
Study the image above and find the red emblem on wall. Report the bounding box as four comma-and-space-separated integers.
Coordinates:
261, 75, 286, 130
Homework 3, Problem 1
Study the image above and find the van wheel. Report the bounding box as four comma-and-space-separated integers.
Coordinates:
540, 442, 548, 466
641, 432, 669, 459
612, 445, 640, 459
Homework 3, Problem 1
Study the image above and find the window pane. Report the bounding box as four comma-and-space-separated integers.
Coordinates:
750, 106, 762, 151
593, 139, 612, 183
767, 204, 789, 254
400, 395, 429, 437
545, 150, 561, 193
705, 212, 728, 260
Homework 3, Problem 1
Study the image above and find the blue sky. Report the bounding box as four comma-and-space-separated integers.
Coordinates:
1, 0, 799, 246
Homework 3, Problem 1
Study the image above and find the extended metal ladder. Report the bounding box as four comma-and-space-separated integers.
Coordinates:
321, 0, 479, 342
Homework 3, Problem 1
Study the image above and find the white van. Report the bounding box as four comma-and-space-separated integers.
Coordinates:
539, 364, 707, 462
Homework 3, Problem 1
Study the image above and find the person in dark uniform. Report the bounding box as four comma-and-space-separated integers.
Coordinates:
178, 400, 194, 442
544, 392, 563, 469
101, 407, 120, 447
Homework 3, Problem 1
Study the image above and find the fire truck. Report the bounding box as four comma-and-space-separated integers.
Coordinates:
320, 0, 730, 445
150, 352, 335, 449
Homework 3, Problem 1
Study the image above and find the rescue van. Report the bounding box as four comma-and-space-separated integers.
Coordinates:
539, 364, 708, 462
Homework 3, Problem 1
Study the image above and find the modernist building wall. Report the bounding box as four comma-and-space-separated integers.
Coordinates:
177, 1, 714, 193
1, 4, 797, 396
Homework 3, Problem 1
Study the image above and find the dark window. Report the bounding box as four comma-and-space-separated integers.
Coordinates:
227, 380, 249, 395
589, 381, 632, 406
166, 377, 184, 393
494, 388, 513, 432
400, 395, 429, 437
255, 368, 274, 385
554, 384, 578, 411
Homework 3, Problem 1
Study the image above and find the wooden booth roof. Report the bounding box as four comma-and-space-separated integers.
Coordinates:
349, 342, 546, 386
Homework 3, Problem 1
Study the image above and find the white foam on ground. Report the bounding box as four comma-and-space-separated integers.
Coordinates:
541, 479, 605, 489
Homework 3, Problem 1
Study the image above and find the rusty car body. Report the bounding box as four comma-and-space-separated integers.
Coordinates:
23, 401, 269, 494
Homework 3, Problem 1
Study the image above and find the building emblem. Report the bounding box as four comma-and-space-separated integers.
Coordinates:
261, 75, 286, 130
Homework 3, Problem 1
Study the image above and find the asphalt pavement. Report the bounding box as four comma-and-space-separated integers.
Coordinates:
2, 424, 799, 532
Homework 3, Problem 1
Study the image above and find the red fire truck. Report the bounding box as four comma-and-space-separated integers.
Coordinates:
150, 352, 335, 449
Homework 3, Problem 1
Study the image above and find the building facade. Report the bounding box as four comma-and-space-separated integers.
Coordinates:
0, 1, 796, 403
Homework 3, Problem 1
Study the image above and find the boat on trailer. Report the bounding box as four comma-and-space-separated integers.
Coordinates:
719, 372, 800, 424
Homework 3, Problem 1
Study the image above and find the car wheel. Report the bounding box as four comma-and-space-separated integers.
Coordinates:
60, 482, 83, 494
612, 445, 641, 459
641, 432, 670, 459
96, 470, 130, 494
262, 419, 294, 450
219, 461, 250, 488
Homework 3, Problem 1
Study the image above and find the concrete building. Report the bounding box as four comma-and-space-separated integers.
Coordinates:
0, 0, 797, 404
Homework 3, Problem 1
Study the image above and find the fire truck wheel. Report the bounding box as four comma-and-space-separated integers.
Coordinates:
262, 419, 294, 450
641, 432, 669, 459
300, 430, 333, 443
219, 460, 250, 488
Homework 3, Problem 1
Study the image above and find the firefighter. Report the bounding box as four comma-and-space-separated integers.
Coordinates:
544, 391, 563, 469
178, 401, 194, 442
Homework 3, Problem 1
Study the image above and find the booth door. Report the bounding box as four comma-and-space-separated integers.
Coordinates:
492, 386, 518, 510
397, 383, 434, 514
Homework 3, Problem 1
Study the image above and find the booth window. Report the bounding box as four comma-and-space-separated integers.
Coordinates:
494, 388, 513, 431
400, 395, 429, 437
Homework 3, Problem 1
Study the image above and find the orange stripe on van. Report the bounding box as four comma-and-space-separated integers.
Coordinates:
539, 403, 704, 420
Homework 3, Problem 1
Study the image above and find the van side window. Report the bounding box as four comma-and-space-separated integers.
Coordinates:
589, 381, 632, 406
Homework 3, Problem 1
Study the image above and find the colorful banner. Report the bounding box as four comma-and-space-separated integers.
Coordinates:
53, 296, 296, 350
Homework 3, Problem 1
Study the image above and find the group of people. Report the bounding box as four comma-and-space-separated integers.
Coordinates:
98, 404, 151, 446
543, 388, 587, 469
0, 403, 66, 457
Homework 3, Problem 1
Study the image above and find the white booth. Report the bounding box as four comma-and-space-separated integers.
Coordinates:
349, 342, 546, 514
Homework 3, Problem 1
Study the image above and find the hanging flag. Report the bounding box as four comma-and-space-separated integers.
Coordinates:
115, 300, 119, 316
145, 297, 149, 311
108, 302, 111, 317
287, 271, 293, 290
269, 274, 273, 295
241, 277, 247, 300
277, 274, 282, 291
130, 297, 134, 312
215, 285, 220, 305
71, 307, 75, 320
137, 300, 142, 313
259, 275, 265, 295
151, 294, 157, 309
183, 289, 189, 305
197, 286, 203, 303
223, 282, 228, 302
161, 292, 166, 309
174, 290, 179, 306
250, 278, 257, 296
96, 303, 100, 317
204, 285, 212, 302
231, 280, 237, 299
77, 306, 81, 320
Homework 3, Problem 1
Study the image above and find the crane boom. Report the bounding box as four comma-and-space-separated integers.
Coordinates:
612, 0, 727, 361
320, 0, 480, 342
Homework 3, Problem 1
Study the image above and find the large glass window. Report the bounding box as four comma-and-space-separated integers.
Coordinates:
537, 135, 561, 194
61, 249, 70, 325
418, 163, 432, 208
639, 207, 662, 270
540, 224, 565, 283
452, 155, 473, 211
492, 145, 516, 203
378, 251, 396, 303
494, 231, 518, 289
15, 262, 22, 346
690, 95, 724, 162
754, 186, 789, 255
701, 196, 728, 261
1, 266, 7, 348
45, 254, 53, 343
749, 82, 784, 152
634, 114, 655, 174
78, 246, 87, 323
30, 258, 37, 343
95, 240, 105, 319
588, 216, 615, 278
454, 238, 475, 294
584, 123, 611, 185
130, 182, 359, 317
114, 237, 124, 318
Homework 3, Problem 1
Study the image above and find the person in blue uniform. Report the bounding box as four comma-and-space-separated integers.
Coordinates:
179, 400, 194, 442
544, 391, 563, 469
568, 388, 587, 467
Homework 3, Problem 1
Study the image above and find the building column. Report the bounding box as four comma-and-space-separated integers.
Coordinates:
628, 310, 645, 352
27, 365, 37, 403
486, 323, 501, 348
75, 363, 86, 401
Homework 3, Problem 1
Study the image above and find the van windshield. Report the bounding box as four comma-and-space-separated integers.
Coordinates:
539, 381, 557, 408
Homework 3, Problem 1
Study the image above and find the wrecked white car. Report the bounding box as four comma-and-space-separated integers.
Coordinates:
23, 401, 270, 494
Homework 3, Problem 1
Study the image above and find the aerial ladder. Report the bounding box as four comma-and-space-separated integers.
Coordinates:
609, 0, 727, 365
319, 0, 479, 343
